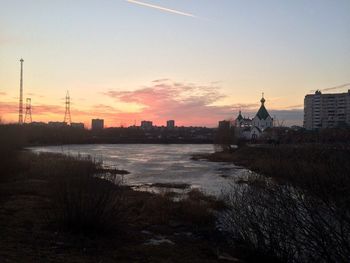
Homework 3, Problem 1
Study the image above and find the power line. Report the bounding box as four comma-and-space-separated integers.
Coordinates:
310, 83, 350, 93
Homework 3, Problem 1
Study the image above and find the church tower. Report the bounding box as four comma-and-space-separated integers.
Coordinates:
252, 93, 273, 132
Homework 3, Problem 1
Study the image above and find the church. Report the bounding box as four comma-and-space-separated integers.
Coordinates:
235, 94, 273, 139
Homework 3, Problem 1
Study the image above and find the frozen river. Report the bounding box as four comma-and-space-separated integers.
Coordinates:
29, 144, 248, 195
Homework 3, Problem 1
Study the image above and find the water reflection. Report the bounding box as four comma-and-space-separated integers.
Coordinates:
30, 144, 248, 195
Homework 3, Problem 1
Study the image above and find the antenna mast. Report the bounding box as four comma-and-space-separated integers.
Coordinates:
19, 58, 24, 124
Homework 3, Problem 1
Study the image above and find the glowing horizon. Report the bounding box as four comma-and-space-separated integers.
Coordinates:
0, 77, 304, 128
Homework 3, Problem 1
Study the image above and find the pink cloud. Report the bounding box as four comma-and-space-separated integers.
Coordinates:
104, 80, 239, 127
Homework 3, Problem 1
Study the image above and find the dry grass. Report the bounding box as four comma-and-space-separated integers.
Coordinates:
134, 189, 222, 230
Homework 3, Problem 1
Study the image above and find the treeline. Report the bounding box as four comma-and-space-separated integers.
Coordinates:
214, 124, 350, 149
0, 124, 215, 146
262, 127, 350, 145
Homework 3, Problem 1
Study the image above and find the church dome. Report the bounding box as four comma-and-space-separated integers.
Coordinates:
256, 94, 271, 120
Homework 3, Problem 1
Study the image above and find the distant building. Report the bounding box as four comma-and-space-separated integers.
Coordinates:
71, 122, 85, 129
167, 120, 175, 129
91, 119, 104, 130
234, 94, 273, 139
141, 120, 153, 129
30, 122, 46, 126
304, 90, 350, 130
218, 120, 230, 129
48, 121, 67, 128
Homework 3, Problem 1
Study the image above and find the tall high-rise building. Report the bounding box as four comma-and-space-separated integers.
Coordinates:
304, 90, 350, 130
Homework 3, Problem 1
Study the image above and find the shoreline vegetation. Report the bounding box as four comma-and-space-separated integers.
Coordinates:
191, 144, 350, 193
193, 144, 350, 261
1, 123, 350, 262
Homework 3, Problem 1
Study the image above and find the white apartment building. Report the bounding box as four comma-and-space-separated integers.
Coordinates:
304, 90, 350, 130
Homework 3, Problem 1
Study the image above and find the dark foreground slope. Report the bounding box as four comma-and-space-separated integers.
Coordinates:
0, 151, 229, 263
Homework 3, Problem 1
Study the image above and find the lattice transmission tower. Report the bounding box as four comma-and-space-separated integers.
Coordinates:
63, 91, 72, 125
18, 58, 24, 124
24, 98, 32, 123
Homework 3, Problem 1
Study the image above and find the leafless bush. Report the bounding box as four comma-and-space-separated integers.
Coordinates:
45, 154, 128, 235
219, 174, 350, 262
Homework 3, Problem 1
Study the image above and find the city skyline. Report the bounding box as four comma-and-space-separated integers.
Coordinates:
1, 1, 350, 127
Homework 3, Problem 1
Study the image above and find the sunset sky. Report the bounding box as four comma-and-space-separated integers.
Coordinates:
1, 0, 350, 127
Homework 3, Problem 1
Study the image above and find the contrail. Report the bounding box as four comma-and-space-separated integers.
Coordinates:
126, 0, 196, 18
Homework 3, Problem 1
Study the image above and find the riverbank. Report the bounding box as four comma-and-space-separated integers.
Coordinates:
1, 150, 260, 263
192, 144, 350, 196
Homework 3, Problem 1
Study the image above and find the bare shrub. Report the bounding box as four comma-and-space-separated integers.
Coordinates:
44, 154, 128, 235
219, 174, 350, 262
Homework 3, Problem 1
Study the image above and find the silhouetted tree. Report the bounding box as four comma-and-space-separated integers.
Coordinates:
214, 121, 235, 152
